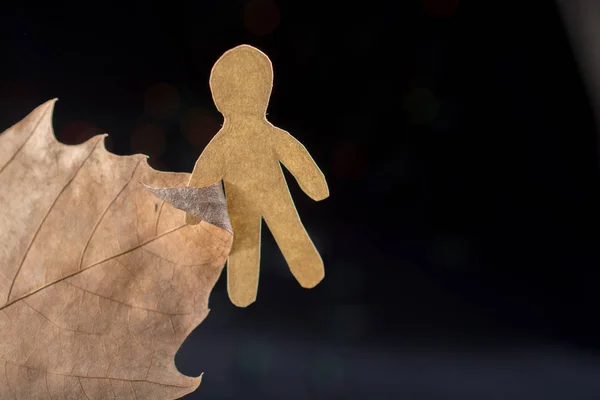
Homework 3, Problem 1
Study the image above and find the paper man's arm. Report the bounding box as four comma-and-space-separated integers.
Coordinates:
188, 140, 224, 188
274, 128, 329, 201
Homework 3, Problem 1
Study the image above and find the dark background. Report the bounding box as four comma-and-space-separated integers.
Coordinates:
2, 0, 600, 398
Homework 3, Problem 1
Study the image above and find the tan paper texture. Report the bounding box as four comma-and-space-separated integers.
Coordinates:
0, 100, 233, 399
185, 44, 329, 307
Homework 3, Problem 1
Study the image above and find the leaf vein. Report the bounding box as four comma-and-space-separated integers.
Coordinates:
3, 359, 198, 389
78, 378, 91, 400
6, 138, 102, 304
78, 158, 143, 271
0, 224, 187, 311
45, 370, 53, 400
0, 102, 51, 176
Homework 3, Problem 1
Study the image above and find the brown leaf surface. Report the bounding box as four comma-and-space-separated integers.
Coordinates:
0, 100, 233, 400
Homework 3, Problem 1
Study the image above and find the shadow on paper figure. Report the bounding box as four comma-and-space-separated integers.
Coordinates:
148, 45, 329, 307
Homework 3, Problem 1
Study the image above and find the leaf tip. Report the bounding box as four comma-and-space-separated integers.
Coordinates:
45, 98, 59, 109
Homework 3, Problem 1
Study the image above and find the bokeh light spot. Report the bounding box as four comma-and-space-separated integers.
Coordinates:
331, 141, 368, 181
402, 87, 440, 125
130, 123, 167, 159
180, 107, 221, 150
244, 0, 281, 36
422, 0, 459, 18
60, 120, 102, 145
144, 82, 180, 119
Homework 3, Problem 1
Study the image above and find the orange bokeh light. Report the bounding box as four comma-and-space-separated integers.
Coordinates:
180, 107, 221, 150
130, 123, 167, 158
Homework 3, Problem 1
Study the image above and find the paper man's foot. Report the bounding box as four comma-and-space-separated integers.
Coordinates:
291, 257, 325, 289
297, 271, 324, 289
228, 291, 257, 308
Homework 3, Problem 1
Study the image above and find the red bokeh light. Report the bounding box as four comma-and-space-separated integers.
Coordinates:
244, 0, 281, 36
60, 120, 102, 145
422, 0, 459, 18
143, 83, 180, 119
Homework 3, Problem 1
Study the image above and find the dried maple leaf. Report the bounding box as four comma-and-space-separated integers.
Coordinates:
0, 100, 233, 400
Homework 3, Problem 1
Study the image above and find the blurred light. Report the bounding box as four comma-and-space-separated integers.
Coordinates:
60, 120, 102, 145
331, 141, 368, 181
422, 0, 459, 18
180, 107, 220, 150
130, 123, 167, 159
144, 82, 180, 119
402, 87, 440, 125
559, 0, 600, 160
244, 0, 281, 36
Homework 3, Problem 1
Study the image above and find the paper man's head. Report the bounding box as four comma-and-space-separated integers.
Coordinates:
210, 45, 274, 117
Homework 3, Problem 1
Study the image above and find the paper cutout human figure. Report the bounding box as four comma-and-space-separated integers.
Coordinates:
185, 44, 329, 307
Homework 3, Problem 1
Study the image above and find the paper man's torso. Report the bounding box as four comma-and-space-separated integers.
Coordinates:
211, 120, 287, 193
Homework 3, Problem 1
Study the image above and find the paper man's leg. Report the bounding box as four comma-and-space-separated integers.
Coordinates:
263, 190, 325, 289
226, 199, 262, 307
